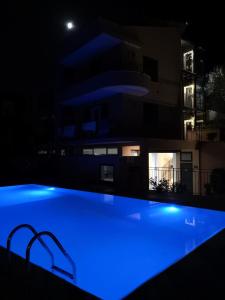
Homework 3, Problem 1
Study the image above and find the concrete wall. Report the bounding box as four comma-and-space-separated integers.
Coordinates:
56, 153, 146, 194
126, 26, 182, 107
200, 142, 225, 170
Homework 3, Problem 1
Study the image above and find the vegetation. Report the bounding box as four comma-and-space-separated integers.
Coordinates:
205, 67, 225, 127
149, 177, 186, 193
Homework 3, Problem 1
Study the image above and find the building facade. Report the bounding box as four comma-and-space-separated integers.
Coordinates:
55, 19, 224, 196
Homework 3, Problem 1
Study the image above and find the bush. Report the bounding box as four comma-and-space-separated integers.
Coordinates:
150, 177, 186, 194
210, 168, 225, 194
150, 177, 170, 193
149, 177, 170, 193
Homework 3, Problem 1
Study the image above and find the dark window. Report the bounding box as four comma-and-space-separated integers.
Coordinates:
64, 68, 76, 84
83, 108, 91, 122
107, 148, 118, 155
83, 148, 93, 155
143, 56, 158, 82
82, 121, 96, 132
100, 165, 114, 182
94, 148, 107, 155
181, 152, 192, 162
101, 103, 109, 119
63, 125, 75, 138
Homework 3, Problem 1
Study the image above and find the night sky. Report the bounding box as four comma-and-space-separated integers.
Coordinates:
1, 1, 224, 93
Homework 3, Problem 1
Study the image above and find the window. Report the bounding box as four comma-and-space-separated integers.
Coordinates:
183, 50, 194, 73
101, 103, 109, 119
122, 145, 140, 157
94, 148, 107, 155
184, 85, 194, 108
60, 149, 66, 156
63, 125, 75, 138
130, 149, 140, 156
83, 108, 91, 122
83, 148, 93, 155
143, 56, 158, 82
38, 150, 48, 155
181, 152, 192, 162
82, 147, 118, 156
82, 121, 96, 132
100, 165, 114, 182
107, 148, 118, 155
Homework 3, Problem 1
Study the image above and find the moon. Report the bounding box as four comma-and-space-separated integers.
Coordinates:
66, 21, 75, 30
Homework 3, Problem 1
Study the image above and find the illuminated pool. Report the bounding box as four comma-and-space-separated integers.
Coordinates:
0, 184, 225, 299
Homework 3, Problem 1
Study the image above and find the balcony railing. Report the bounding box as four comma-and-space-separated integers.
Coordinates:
149, 167, 211, 195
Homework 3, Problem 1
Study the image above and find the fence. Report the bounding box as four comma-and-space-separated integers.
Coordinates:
149, 167, 211, 195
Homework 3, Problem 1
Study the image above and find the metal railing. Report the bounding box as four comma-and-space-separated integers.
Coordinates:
7, 224, 54, 266
149, 167, 211, 195
26, 231, 76, 281
6, 224, 76, 282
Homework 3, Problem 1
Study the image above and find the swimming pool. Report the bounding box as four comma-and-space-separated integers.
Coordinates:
0, 184, 225, 299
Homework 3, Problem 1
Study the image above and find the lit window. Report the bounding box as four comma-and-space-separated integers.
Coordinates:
100, 165, 114, 182
38, 150, 48, 155
61, 149, 66, 156
83, 148, 93, 155
107, 148, 118, 155
122, 145, 140, 157
94, 148, 106, 155
184, 85, 194, 108
130, 149, 140, 156
184, 117, 195, 139
183, 50, 194, 73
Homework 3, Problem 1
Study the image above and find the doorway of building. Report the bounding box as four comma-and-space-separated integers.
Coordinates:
180, 163, 193, 193
148, 153, 177, 190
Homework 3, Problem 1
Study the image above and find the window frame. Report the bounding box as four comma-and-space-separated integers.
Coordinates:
82, 148, 94, 155
181, 152, 192, 162
100, 165, 114, 183
107, 148, 118, 155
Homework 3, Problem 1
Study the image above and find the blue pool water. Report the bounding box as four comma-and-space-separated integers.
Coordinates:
0, 184, 225, 299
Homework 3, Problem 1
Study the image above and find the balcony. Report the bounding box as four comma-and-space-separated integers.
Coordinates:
61, 20, 140, 67
61, 71, 150, 106
186, 128, 220, 142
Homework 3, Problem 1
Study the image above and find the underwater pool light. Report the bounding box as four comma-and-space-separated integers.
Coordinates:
47, 187, 55, 191
164, 206, 180, 213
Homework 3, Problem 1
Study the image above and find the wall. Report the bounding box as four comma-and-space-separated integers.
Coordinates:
56, 152, 145, 194
200, 142, 225, 170
126, 26, 182, 107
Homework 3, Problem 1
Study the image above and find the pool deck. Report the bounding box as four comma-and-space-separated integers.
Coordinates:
126, 228, 225, 299
0, 246, 97, 300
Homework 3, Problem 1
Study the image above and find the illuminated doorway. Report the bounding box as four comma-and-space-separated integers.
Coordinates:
148, 153, 177, 190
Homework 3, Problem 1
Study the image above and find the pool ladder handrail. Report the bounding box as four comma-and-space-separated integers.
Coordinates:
26, 231, 76, 281
7, 224, 54, 266
7, 224, 76, 282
